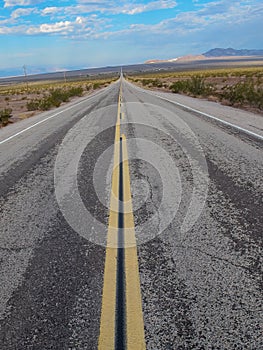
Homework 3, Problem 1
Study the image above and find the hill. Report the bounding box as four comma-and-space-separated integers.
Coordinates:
203, 48, 263, 57
145, 48, 263, 64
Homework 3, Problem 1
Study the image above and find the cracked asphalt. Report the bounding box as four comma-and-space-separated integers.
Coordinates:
122, 80, 263, 349
0, 78, 262, 349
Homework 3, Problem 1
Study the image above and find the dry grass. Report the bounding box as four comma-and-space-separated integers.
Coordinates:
128, 67, 263, 114
0, 77, 117, 127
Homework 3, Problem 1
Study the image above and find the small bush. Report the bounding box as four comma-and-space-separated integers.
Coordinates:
151, 79, 163, 88
169, 76, 213, 96
93, 82, 101, 90
169, 81, 189, 93
142, 79, 153, 86
188, 76, 206, 95
27, 100, 40, 111
0, 108, 12, 125
68, 86, 83, 97
224, 82, 263, 109
50, 89, 69, 103
39, 97, 56, 110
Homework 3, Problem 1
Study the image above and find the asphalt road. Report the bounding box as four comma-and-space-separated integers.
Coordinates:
0, 78, 262, 349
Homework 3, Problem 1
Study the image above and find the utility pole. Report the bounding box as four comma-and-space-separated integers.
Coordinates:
23, 65, 29, 92
64, 71, 67, 83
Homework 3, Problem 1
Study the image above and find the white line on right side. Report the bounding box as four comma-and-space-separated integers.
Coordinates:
127, 81, 263, 142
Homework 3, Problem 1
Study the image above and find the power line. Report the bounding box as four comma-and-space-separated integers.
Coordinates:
23, 65, 29, 92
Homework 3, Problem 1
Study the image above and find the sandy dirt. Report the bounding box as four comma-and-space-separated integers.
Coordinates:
130, 73, 263, 116
0, 89, 94, 126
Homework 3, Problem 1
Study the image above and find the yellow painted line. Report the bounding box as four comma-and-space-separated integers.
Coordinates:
122, 134, 146, 350
99, 80, 145, 349
118, 85, 123, 121
98, 87, 121, 350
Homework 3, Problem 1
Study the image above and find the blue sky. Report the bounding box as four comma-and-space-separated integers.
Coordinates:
0, 0, 263, 76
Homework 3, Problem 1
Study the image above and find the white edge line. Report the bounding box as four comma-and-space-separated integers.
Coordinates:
127, 81, 263, 142
0, 84, 114, 146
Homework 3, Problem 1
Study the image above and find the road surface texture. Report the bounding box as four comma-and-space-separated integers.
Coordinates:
0, 77, 262, 349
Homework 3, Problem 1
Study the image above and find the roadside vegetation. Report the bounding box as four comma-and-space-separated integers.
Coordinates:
128, 67, 263, 113
0, 76, 117, 127
0, 108, 12, 126
26, 86, 84, 111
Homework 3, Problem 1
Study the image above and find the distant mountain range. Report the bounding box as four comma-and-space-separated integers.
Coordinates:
1, 48, 263, 80
203, 48, 263, 57
145, 48, 263, 64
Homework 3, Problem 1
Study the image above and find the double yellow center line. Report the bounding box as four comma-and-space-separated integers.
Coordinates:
98, 81, 146, 349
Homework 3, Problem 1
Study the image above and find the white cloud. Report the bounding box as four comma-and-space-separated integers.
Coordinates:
4, 0, 43, 7
54, 1, 177, 17
41, 7, 60, 16
1, 0, 262, 45
27, 21, 73, 34
77, 0, 107, 3
0, 24, 26, 34
91, 0, 263, 40
0, 27, 13, 34
121, 0, 177, 15
76, 16, 84, 24
11, 7, 36, 19
24, 16, 100, 36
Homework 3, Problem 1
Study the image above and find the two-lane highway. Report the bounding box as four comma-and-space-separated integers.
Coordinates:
0, 77, 262, 349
